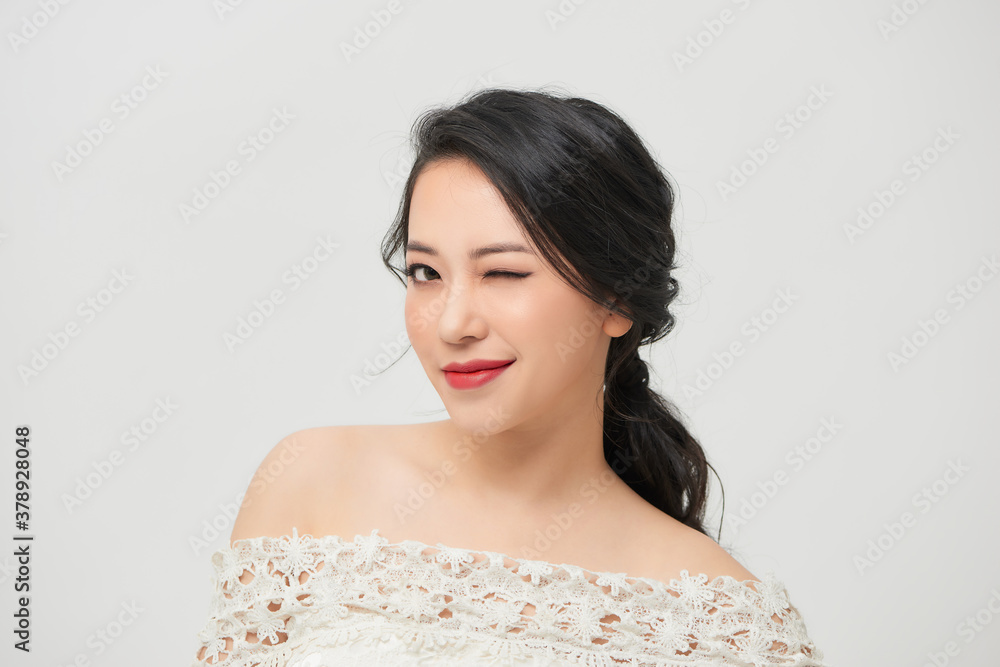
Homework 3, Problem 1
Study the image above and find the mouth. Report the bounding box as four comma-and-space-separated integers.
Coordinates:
442, 359, 515, 373
442, 359, 515, 390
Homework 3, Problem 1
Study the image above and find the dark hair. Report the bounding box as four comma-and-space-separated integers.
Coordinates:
379, 86, 723, 539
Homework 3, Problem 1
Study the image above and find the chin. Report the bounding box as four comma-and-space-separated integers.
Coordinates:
440, 398, 515, 437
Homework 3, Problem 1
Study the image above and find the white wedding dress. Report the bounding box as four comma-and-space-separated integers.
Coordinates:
191, 529, 827, 666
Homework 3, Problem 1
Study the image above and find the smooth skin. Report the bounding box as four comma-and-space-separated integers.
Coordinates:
228, 158, 757, 589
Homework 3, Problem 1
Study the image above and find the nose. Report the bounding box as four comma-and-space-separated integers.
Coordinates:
436, 279, 488, 344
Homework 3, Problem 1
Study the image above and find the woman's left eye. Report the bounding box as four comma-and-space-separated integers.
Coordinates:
484, 271, 531, 279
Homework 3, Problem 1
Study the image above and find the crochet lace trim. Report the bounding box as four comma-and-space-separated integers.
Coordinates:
192, 529, 825, 666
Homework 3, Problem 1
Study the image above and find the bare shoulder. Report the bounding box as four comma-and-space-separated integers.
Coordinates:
228, 425, 361, 545
643, 513, 759, 585
674, 524, 758, 583
606, 490, 759, 586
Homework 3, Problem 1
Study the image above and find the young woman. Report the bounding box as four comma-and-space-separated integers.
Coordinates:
192, 87, 827, 666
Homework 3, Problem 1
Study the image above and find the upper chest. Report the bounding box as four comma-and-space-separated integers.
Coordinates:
309, 423, 724, 584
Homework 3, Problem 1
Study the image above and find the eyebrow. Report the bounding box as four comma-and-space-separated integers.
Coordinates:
405, 240, 535, 261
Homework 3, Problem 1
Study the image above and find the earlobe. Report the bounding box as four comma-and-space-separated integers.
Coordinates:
607, 317, 633, 338
602, 299, 634, 337
615, 315, 632, 338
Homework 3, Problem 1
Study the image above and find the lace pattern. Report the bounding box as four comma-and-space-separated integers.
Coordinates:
192, 529, 827, 666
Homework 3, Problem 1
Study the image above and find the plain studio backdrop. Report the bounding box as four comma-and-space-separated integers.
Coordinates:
2, 1, 999, 665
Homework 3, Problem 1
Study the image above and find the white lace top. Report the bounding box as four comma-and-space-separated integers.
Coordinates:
191, 528, 827, 666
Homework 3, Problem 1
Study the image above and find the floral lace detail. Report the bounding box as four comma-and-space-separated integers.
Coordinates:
192, 529, 827, 667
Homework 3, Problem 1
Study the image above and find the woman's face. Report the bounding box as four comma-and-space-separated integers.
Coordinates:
404, 158, 627, 435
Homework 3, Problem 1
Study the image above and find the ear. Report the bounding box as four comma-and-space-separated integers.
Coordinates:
602, 298, 634, 338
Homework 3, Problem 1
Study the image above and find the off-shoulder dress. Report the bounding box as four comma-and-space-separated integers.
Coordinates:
191, 528, 827, 666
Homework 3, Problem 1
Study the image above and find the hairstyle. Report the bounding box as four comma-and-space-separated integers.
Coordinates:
380, 86, 723, 539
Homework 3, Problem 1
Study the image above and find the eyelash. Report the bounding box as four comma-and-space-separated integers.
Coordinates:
404, 263, 531, 283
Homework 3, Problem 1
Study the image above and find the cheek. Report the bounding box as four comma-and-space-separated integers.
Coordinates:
404, 291, 434, 340
514, 289, 602, 354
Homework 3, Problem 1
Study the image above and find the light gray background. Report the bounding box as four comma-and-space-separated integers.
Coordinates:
2, 1, 998, 665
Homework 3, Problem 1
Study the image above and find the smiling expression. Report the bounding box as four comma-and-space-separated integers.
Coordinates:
403, 158, 629, 432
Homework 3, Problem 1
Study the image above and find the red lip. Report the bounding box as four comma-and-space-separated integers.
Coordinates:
443, 360, 514, 390
442, 359, 515, 373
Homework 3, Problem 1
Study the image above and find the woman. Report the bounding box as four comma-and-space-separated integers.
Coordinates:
192, 87, 827, 666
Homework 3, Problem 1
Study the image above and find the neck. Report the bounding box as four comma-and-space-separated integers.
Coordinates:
433, 386, 626, 517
